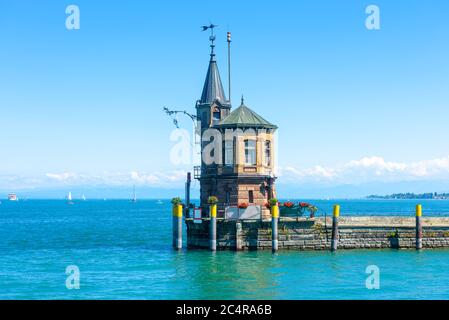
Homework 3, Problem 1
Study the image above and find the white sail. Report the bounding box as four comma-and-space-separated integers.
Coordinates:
82, 194, 86, 201
67, 192, 72, 201
132, 185, 137, 202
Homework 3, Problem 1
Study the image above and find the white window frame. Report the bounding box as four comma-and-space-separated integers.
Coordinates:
244, 139, 256, 166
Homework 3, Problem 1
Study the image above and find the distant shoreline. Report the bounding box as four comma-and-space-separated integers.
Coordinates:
367, 192, 449, 200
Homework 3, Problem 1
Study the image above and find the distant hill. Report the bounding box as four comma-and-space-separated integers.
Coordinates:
4, 181, 449, 200
367, 192, 449, 200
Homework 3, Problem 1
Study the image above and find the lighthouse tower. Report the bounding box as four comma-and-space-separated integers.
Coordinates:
195, 30, 277, 219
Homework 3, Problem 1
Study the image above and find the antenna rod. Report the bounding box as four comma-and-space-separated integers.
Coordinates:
227, 31, 232, 104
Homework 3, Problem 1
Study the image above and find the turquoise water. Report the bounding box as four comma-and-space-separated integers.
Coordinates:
0, 199, 449, 300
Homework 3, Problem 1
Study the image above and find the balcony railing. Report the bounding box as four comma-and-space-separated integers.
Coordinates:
193, 166, 201, 179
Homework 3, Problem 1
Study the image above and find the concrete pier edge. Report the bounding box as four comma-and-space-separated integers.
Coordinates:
185, 216, 449, 251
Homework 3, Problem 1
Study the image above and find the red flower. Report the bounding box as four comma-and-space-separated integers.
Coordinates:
238, 202, 248, 209
299, 202, 310, 207
283, 201, 294, 208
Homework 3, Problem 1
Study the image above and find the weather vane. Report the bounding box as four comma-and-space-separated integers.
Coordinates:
201, 23, 218, 58
201, 23, 217, 37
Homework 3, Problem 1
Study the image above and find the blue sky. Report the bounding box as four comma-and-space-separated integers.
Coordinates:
0, 0, 449, 198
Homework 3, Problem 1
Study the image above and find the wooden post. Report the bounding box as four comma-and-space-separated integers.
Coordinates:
210, 204, 217, 251
416, 204, 423, 250
172, 203, 183, 250
235, 221, 243, 251
331, 205, 340, 252
185, 172, 191, 218
271, 204, 279, 252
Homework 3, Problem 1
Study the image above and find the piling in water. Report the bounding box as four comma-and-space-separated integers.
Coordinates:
331, 205, 340, 252
416, 204, 423, 250
235, 221, 243, 251
185, 172, 191, 218
271, 204, 279, 252
172, 204, 183, 250
210, 204, 217, 251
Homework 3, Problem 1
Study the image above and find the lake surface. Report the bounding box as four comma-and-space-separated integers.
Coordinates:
0, 199, 448, 299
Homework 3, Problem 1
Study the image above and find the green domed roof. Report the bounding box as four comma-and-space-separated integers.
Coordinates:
216, 99, 277, 129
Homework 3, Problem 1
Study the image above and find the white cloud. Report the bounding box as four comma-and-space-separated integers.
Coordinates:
0, 170, 188, 190
2, 156, 449, 190
282, 165, 337, 180
130, 171, 160, 184
45, 172, 78, 181
129, 170, 187, 184
279, 155, 449, 183
345, 156, 407, 173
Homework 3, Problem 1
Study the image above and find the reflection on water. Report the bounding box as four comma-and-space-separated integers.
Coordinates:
164, 248, 449, 300
170, 251, 281, 299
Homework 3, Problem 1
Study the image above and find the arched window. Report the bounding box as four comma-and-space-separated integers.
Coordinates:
244, 139, 256, 165
212, 108, 220, 125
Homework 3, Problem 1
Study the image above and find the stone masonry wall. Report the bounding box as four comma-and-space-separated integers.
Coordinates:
186, 217, 449, 250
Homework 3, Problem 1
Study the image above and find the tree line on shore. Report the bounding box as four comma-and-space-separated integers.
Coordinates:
367, 192, 449, 199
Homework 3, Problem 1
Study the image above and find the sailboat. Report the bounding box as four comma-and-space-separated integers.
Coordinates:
131, 185, 137, 203
67, 192, 74, 205
81, 194, 86, 201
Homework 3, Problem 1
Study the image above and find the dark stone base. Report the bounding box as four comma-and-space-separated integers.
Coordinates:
185, 217, 449, 251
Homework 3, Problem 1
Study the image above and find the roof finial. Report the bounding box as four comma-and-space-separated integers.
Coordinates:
201, 23, 217, 61
241, 95, 244, 105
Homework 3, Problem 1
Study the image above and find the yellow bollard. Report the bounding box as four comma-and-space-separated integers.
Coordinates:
331, 205, 340, 251
172, 204, 183, 249
416, 204, 423, 250
333, 205, 340, 217
210, 204, 217, 218
416, 204, 422, 217
210, 204, 217, 251
271, 204, 279, 252
271, 205, 279, 219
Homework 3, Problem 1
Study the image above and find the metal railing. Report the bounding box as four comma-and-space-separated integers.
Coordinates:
193, 166, 201, 179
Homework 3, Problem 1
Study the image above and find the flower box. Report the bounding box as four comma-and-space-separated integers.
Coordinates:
280, 205, 304, 217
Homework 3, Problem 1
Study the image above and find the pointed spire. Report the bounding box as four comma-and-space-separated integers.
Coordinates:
200, 59, 227, 104
199, 24, 228, 104
241, 95, 244, 106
